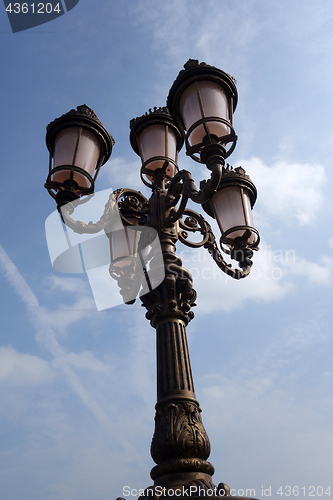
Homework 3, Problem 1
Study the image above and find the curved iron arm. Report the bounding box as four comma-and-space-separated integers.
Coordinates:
59, 188, 149, 234
165, 167, 221, 224
165, 144, 227, 224
60, 192, 116, 234
178, 209, 254, 280
59, 187, 254, 280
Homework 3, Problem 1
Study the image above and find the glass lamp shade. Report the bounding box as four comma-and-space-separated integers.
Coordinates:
109, 224, 142, 279
52, 127, 101, 189
137, 123, 178, 179
202, 166, 258, 251
179, 80, 230, 147
130, 107, 183, 185
167, 60, 238, 160
211, 185, 256, 248
45, 105, 114, 201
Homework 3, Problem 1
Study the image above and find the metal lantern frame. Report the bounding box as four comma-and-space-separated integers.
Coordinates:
167, 59, 238, 162
202, 165, 260, 256
130, 106, 184, 187
45, 104, 114, 207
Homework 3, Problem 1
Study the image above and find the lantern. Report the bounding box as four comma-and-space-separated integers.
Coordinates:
203, 166, 259, 252
167, 59, 238, 162
130, 107, 183, 186
45, 104, 114, 208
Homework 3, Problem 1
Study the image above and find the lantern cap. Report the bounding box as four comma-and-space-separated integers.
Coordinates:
130, 106, 183, 155
202, 164, 257, 218
167, 59, 238, 121
46, 104, 114, 164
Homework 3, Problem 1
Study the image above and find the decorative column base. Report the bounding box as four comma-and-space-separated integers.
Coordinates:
151, 457, 214, 487
150, 398, 214, 490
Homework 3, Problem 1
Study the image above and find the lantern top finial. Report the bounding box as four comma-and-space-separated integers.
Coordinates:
181, 59, 237, 86
130, 106, 170, 131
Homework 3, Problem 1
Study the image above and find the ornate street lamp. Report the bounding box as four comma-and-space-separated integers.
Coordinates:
44, 60, 260, 500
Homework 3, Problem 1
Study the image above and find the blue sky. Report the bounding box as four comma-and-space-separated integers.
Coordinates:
1, 1, 333, 499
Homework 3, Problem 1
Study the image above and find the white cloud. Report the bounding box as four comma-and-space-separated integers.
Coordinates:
134, 0, 193, 70
133, 0, 266, 78
263, 0, 333, 56
178, 237, 333, 314
0, 346, 54, 386
178, 241, 292, 313
283, 254, 333, 286
98, 157, 147, 194
240, 157, 326, 225
38, 278, 96, 336
202, 373, 333, 488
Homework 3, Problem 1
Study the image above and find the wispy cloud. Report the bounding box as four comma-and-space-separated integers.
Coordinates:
199, 301, 333, 489
263, 0, 333, 56
0, 243, 148, 470
134, 0, 266, 72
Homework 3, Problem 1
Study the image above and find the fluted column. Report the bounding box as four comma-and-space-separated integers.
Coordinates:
149, 317, 214, 490
139, 187, 219, 495
156, 318, 195, 403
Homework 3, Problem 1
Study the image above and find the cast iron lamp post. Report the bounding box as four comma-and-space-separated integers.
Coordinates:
44, 60, 260, 500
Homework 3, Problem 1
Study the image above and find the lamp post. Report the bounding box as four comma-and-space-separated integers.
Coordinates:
44, 60, 260, 500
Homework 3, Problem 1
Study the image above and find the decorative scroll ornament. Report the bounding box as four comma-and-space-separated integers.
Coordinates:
178, 209, 255, 279
59, 188, 149, 234
112, 188, 149, 226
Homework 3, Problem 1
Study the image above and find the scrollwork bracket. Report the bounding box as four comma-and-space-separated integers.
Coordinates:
178, 209, 255, 280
